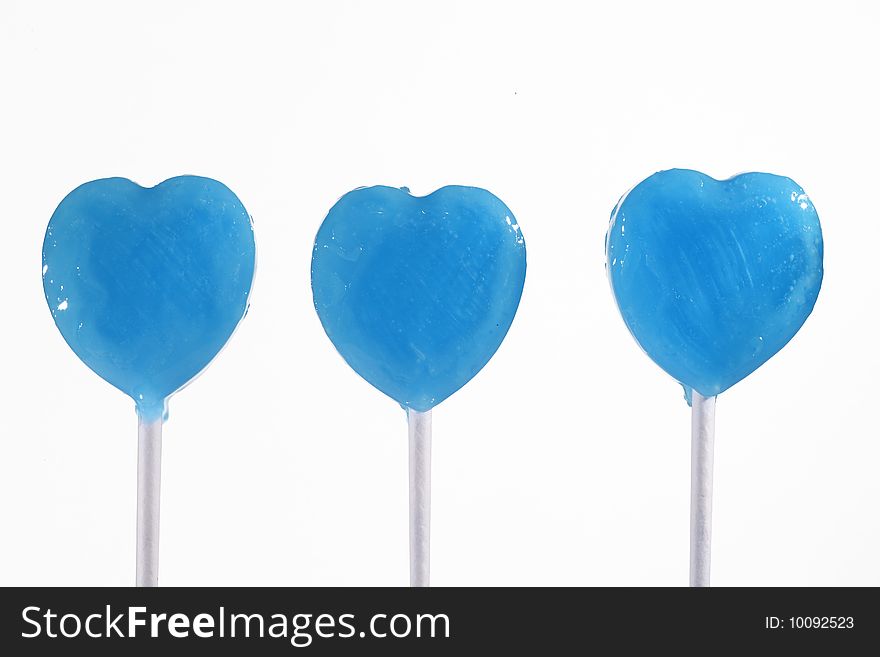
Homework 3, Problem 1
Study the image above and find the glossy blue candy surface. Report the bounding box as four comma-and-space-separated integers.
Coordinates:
606, 169, 823, 400
43, 176, 256, 420
312, 186, 526, 412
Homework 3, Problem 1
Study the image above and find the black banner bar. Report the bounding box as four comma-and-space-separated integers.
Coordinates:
1, 587, 875, 654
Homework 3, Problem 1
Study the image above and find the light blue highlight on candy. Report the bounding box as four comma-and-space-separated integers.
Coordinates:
606, 169, 823, 401
42, 176, 256, 421
311, 185, 527, 412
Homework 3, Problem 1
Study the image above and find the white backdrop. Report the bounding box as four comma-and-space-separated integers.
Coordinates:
1, 0, 877, 586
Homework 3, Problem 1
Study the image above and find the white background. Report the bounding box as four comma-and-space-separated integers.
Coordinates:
1, 0, 878, 586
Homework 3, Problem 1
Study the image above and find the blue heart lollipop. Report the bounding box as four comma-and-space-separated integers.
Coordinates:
43, 176, 256, 420
311, 185, 527, 411
606, 169, 823, 401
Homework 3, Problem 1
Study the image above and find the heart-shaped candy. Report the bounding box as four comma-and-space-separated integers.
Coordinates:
311, 185, 527, 411
606, 169, 823, 399
43, 176, 256, 420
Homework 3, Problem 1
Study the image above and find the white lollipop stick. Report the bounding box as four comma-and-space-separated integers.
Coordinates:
689, 390, 716, 587
136, 416, 162, 587
408, 409, 432, 587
